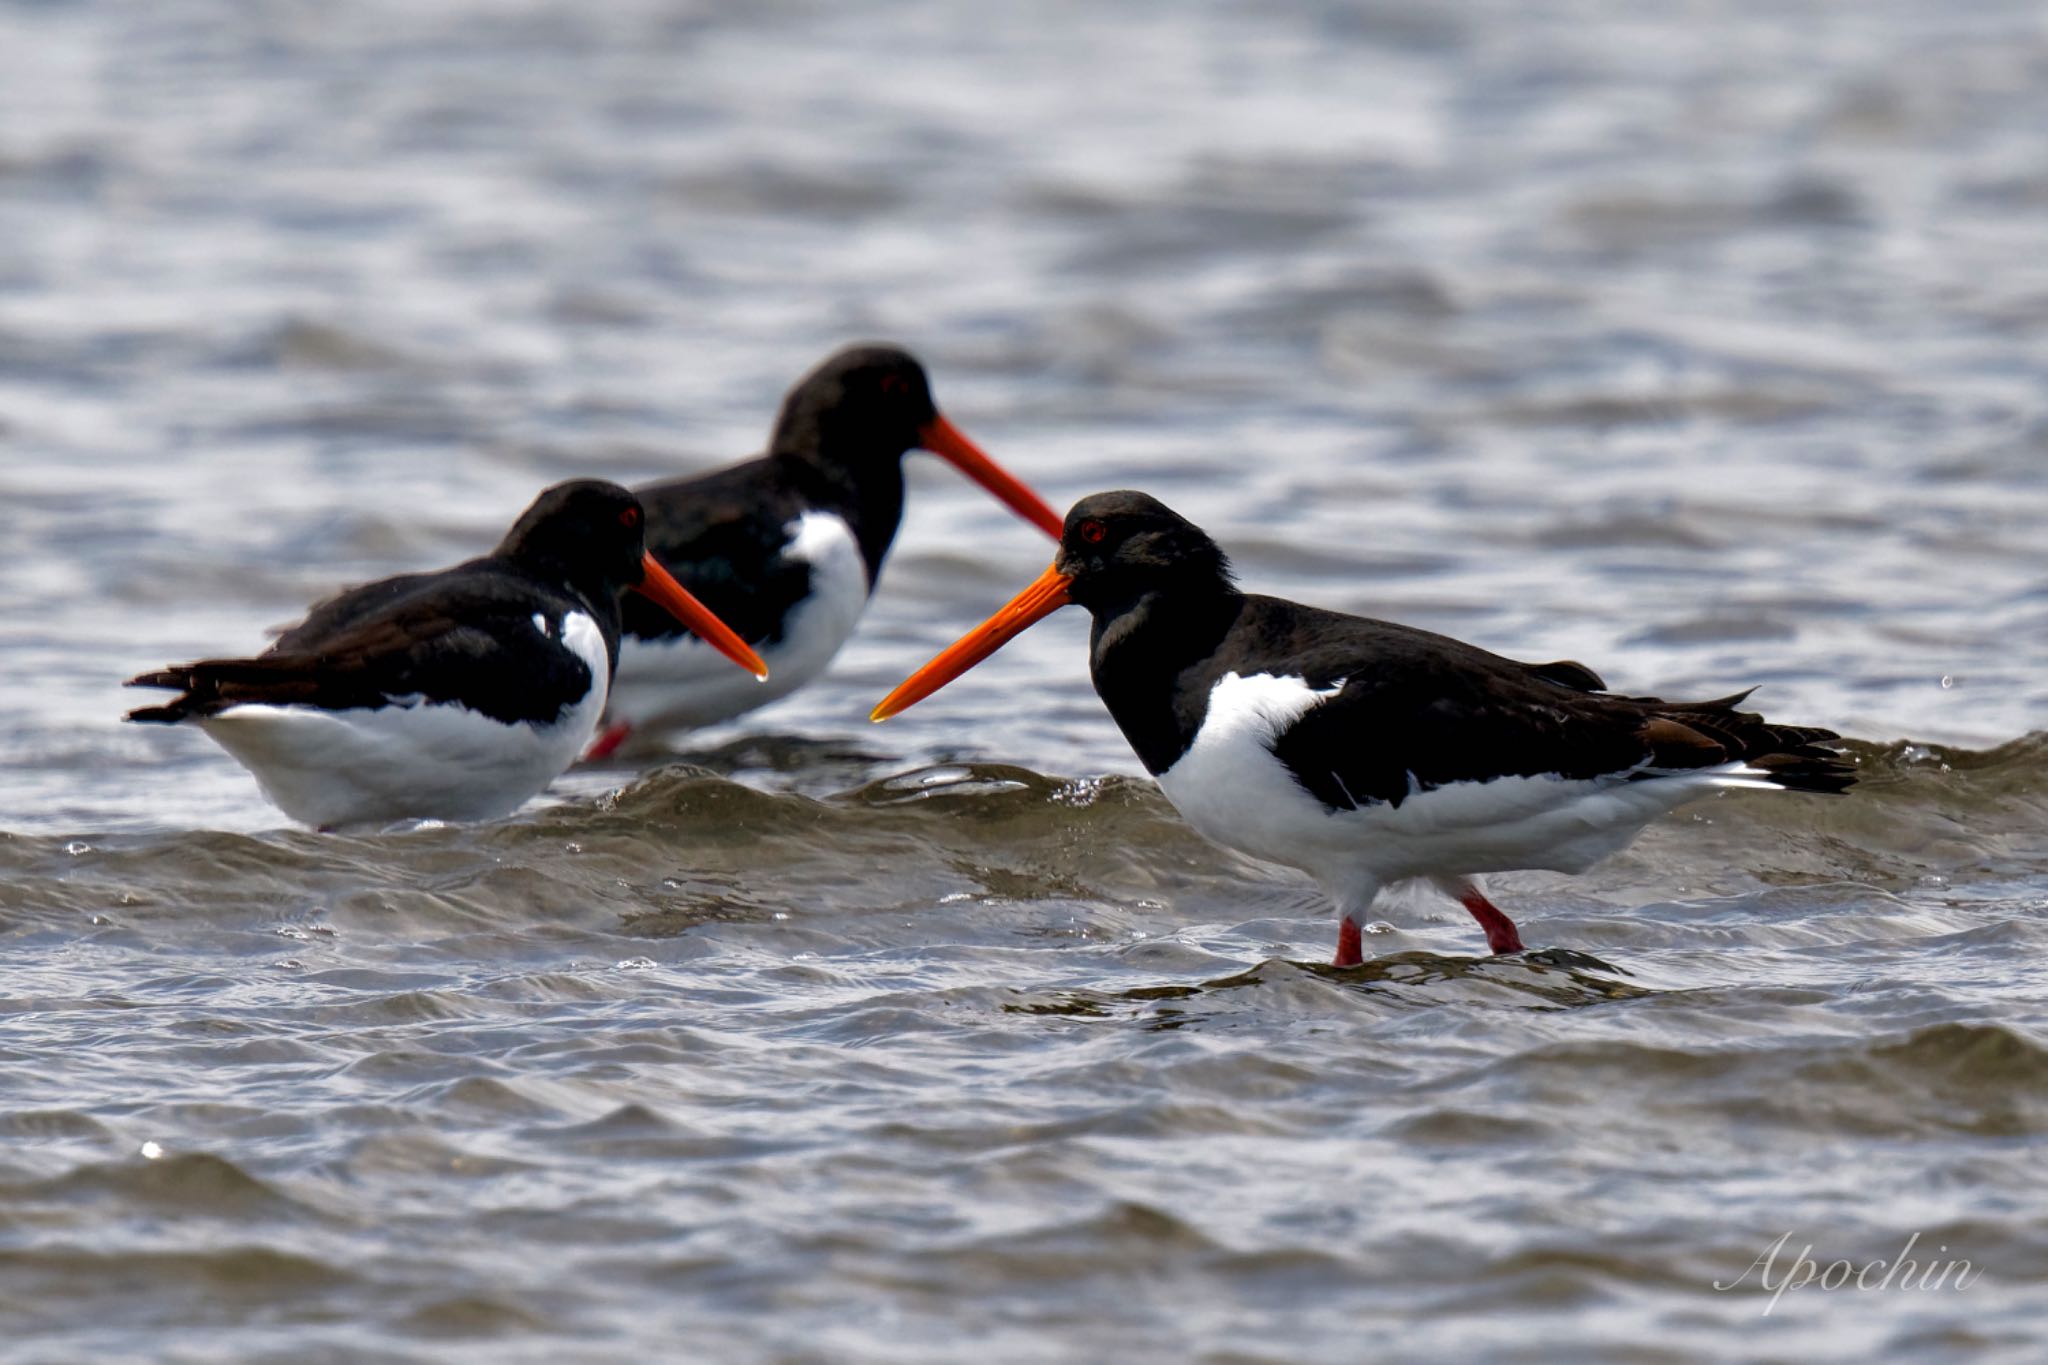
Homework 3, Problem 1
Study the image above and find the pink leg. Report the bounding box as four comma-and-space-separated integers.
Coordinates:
1333, 916, 1364, 968
584, 721, 634, 762
1458, 886, 1524, 955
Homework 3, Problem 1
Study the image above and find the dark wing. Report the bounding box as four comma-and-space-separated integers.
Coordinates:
1521, 658, 1607, 691
626, 458, 819, 646
126, 571, 595, 726
1236, 599, 1851, 809
265, 569, 442, 650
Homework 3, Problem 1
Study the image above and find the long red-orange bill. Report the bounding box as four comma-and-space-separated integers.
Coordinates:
917, 414, 1065, 540
632, 553, 769, 680
870, 563, 1072, 721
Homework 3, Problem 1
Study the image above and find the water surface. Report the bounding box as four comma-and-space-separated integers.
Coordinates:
2, 0, 2046, 1360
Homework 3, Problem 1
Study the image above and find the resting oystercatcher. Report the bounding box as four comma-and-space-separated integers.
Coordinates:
873, 491, 1854, 964
589, 343, 1063, 757
126, 480, 767, 830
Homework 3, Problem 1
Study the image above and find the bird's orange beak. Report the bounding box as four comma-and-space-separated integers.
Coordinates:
870, 562, 1071, 720
631, 553, 769, 680
916, 414, 1064, 540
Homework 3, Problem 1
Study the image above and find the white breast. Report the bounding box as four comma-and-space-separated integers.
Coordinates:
607, 510, 869, 736
1156, 671, 1349, 872
197, 611, 610, 829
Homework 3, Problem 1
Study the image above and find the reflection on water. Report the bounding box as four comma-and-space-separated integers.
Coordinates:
1012, 949, 1653, 1031
2, 0, 2047, 1359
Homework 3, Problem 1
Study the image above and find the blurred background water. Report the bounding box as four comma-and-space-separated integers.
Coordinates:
2, 0, 2046, 1360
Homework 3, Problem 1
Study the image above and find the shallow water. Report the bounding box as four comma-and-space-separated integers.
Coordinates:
3, 0, 2047, 1360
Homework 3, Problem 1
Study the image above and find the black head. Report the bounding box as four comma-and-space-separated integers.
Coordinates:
495, 479, 651, 595
769, 343, 939, 470
1053, 491, 1235, 612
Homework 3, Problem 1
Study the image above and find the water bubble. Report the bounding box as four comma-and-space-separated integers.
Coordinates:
64, 840, 91, 856
139, 1141, 164, 1160
616, 956, 656, 971
1940, 674, 1954, 689
565, 841, 584, 854
771, 911, 789, 921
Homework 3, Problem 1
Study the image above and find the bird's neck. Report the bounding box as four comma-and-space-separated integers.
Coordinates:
504, 555, 625, 670
1088, 586, 1244, 775
772, 447, 905, 586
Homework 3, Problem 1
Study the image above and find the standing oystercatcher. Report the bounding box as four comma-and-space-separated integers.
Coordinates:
872, 491, 1854, 964
126, 480, 767, 830
589, 343, 1063, 757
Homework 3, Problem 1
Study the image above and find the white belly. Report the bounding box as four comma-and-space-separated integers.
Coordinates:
607, 511, 869, 736
198, 613, 609, 829
1156, 670, 1757, 911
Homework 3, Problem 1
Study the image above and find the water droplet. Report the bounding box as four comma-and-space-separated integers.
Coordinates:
616, 956, 656, 971
64, 841, 91, 856
139, 1141, 164, 1160
1940, 675, 1954, 689
771, 911, 789, 921
565, 841, 583, 854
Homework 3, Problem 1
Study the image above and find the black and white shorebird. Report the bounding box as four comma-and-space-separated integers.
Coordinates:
126, 480, 767, 830
588, 343, 1063, 758
872, 491, 1855, 964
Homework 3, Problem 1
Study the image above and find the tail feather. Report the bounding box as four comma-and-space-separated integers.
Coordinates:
1631, 689, 1855, 795
124, 658, 326, 723
124, 666, 207, 723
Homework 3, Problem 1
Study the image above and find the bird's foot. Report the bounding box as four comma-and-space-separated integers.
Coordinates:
1458, 888, 1525, 955
584, 721, 634, 762
1333, 916, 1364, 968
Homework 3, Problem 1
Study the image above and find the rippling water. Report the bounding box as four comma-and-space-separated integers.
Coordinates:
3, 0, 2047, 1359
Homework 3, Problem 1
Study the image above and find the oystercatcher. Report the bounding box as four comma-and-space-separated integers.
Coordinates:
872, 491, 1854, 964
589, 343, 1063, 757
126, 480, 767, 830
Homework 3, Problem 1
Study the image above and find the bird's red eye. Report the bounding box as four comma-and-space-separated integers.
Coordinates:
879, 373, 909, 397
1078, 520, 1107, 544
620, 506, 641, 529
